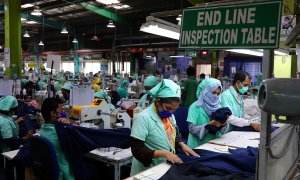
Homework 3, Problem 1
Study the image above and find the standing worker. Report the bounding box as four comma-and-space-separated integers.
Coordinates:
221, 71, 261, 131
138, 75, 158, 107
187, 78, 230, 149
181, 66, 198, 108
130, 79, 199, 175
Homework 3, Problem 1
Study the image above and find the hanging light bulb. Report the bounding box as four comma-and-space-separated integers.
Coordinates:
72, 38, 78, 43
61, 27, 68, 34
31, 6, 42, 16
176, 14, 182, 21
107, 20, 115, 28
23, 31, 30, 38
39, 41, 44, 46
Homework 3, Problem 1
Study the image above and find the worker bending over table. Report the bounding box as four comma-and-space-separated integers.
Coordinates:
0, 96, 33, 153
138, 75, 158, 107
130, 79, 199, 176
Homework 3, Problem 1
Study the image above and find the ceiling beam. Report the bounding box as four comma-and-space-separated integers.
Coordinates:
62, 0, 129, 24
21, 13, 76, 34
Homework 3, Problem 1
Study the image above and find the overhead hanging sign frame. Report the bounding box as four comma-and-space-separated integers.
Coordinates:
179, 1, 282, 49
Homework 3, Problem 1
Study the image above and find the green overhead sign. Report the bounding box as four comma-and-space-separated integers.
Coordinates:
179, 1, 282, 49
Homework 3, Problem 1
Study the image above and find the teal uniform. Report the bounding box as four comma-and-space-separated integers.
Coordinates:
54, 83, 63, 93
221, 86, 244, 118
117, 86, 128, 99
186, 102, 222, 149
40, 124, 75, 180
130, 104, 177, 175
0, 114, 19, 152
181, 78, 198, 108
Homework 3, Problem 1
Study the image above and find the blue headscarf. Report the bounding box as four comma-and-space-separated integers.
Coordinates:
196, 78, 222, 115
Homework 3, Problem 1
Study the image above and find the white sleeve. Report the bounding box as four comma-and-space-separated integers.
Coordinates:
227, 115, 250, 127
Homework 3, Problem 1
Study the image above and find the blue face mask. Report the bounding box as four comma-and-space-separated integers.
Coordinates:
63, 93, 69, 100
157, 103, 173, 119
158, 109, 173, 119
237, 81, 248, 94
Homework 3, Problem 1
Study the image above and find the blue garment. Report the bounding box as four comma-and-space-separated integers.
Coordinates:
211, 107, 232, 124
196, 79, 222, 115
54, 122, 130, 180
159, 147, 257, 180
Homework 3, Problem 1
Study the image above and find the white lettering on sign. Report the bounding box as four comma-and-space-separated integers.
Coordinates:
197, 10, 222, 26
225, 7, 256, 25
268, 27, 276, 43
240, 27, 277, 44
197, 12, 205, 26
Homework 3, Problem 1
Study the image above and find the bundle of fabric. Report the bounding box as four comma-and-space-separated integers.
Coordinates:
159, 147, 257, 180
54, 122, 130, 180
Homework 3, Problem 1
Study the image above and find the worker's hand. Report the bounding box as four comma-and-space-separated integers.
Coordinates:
179, 142, 200, 157
164, 151, 183, 164
250, 123, 261, 132
57, 118, 70, 124
209, 120, 222, 127
23, 130, 34, 142
15, 117, 24, 124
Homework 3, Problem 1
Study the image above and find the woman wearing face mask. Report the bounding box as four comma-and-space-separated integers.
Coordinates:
187, 78, 230, 149
137, 75, 158, 107
130, 79, 199, 176
221, 71, 261, 132
0, 96, 33, 153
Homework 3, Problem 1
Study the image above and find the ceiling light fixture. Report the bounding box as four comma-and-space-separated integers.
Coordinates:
39, 41, 44, 46
140, 16, 180, 40
72, 38, 78, 43
96, 0, 119, 5
31, 6, 42, 16
23, 31, 30, 38
21, 18, 26, 21
26, 21, 38, 24
21, 3, 34, 9
176, 14, 182, 21
107, 20, 115, 28
61, 27, 68, 34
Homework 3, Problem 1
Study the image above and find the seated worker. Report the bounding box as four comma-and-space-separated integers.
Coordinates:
56, 83, 72, 105
94, 90, 116, 112
187, 78, 230, 149
181, 66, 198, 108
221, 71, 261, 131
91, 77, 101, 92
0, 96, 33, 152
130, 79, 199, 176
37, 76, 48, 91
138, 75, 158, 107
54, 77, 65, 94
40, 98, 75, 180
117, 80, 129, 99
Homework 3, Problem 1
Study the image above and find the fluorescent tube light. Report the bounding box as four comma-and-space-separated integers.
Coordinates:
140, 16, 180, 40
21, 3, 34, 9
96, 0, 119, 5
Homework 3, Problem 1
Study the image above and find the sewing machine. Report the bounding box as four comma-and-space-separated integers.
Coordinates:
71, 98, 131, 129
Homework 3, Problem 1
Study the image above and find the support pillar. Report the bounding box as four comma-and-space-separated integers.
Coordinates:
4, 0, 22, 78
